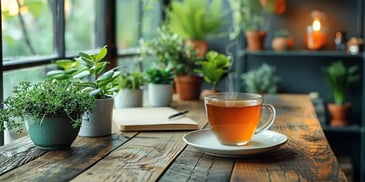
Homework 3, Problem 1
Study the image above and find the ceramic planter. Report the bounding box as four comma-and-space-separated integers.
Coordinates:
114, 89, 143, 108
79, 98, 114, 137
174, 75, 203, 100
327, 103, 351, 127
25, 114, 80, 150
185, 40, 208, 58
148, 83, 173, 107
245, 31, 267, 51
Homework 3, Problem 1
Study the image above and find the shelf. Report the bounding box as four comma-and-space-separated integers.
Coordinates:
239, 50, 363, 58
322, 124, 364, 133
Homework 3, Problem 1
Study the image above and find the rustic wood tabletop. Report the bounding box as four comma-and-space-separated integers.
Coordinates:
0, 94, 347, 181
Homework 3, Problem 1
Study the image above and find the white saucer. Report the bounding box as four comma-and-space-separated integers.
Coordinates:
183, 129, 288, 157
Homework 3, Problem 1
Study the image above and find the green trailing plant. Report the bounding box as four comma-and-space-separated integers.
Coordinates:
0, 79, 96, 133
228, 0, 270, 39
323, 61, 360, 105
241, 63, 280, 94
166, 0, 226, 40
194, 51, 232, 91
139, 25, 184, 68
117, 71, 146, 90
146, 66, 174, 84
47, 46, 121, 99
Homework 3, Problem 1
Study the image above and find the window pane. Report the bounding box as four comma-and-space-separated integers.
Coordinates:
116, 0, 161, 51
65, 0, 96, 55
3, 65, 49, 99
2, 0, 53, 59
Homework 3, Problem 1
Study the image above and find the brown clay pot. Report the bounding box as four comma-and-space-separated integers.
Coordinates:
185, 40, 208, 58
174, 75, 203, 100
272, 37, 294, 51
260, 0, 287, 14
327, 103, 351, 127
245, 31, 267, 51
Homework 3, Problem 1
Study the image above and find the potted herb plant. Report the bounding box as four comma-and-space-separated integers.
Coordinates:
47, 46, 121, 137
194, 51, 232, 99
173, 45, 204, 100
323, 61, 360, 126
114, 71, 146, 108
166, 0, 226, 57
0, 79, 95, 150
145, 66, 174, 106
228, 0, 272, 51
241, 63, 280, 94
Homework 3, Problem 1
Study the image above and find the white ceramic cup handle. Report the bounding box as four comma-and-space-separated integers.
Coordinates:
255, 104, 276, 134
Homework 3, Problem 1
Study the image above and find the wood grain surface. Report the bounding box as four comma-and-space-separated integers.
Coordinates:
0, 94, 347, 182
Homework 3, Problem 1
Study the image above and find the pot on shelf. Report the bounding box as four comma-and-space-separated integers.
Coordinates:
327, 103, 351, 127
245, 31, 267, 51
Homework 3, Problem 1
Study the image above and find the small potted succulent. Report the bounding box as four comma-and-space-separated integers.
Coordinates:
145, 66, 174, 106
194, 51, 232, 99
241, 63, 280, 94
271, 29, 294, 51
114, 71, 146, 108
0, 79, 95, 150
47, 46, 121, 137
323, 61, 360, 126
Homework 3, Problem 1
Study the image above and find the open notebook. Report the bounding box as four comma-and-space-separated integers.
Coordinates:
113, 107, 199, 131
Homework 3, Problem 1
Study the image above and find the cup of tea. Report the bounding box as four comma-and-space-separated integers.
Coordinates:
204, 92, 276, 146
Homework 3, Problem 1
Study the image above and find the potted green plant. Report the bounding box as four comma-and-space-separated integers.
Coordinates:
0, 79, 95, 150
166, 0, 226, 57
323, 61, 360, 126
194, 51, 232, 99
271, 29, 294, 51
228, 0, 272, 51
47, 46, 121, 137
114, 71, 146, 108
145, 66, 174, 106
139, 25, 183, 68
172, 45, 204, 100
241, 63, 280, 94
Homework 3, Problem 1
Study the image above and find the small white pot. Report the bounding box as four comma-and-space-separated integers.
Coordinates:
148, 83, 173, 107
114, 89, 143, 108
79, 97, 114, 137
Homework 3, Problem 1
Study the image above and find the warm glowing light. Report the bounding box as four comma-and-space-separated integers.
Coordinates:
312, 18, 321, 31
1, 0, 20, 16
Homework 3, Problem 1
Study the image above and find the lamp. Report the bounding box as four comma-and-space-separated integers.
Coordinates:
306, 10, 327, 50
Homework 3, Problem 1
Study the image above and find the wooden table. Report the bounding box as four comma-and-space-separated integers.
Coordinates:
0, 94, 348, 181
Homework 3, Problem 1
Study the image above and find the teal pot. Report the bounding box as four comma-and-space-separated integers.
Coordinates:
148, 83, 173, 107
114, 89, 143, 108
79, 97, 114, 137
25, 114, 80, 150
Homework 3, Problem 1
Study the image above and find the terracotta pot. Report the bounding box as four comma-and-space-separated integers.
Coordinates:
327, 103, 351, 127
185, 40, 208, 58
272, 37, 294, 51
245, 31, 267, 51
174, 75, 203, 100
260, 0, 286, 14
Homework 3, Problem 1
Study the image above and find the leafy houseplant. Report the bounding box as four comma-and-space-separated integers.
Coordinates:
166, 0, 226, 57
114, 71, 146, 108
0, 79, 95, 150
228, 0, 271, 51
241, 63, 280, 94
47, 46, 121, 137
139, 25, 183, 68
195, 51, 232, 92
323, 61, 360, 126
146, 66, 175, 106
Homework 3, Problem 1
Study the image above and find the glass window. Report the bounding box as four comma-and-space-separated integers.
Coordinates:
65, 0, 96, 55
116, 0, 161, 51
2, 0, 53, 60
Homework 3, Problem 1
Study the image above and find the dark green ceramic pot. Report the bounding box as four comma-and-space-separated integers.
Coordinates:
25, 114, 80, 150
